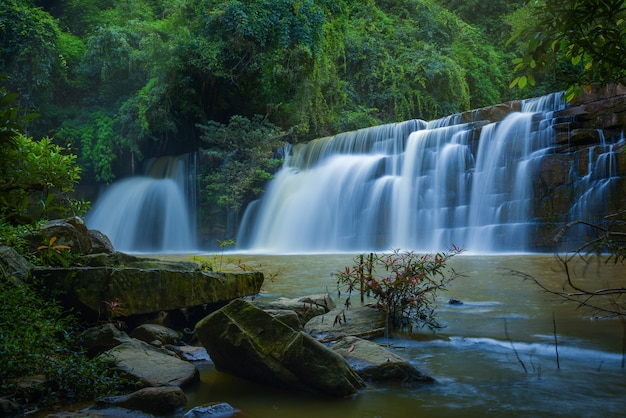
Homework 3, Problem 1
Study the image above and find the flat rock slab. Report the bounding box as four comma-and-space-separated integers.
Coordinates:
32, 252, 264, 317
104, 340, 199, 388
331, 336, 435, 384
304, 305, 386, 341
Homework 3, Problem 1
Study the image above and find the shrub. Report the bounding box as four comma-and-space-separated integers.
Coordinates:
0, 278, 123, 407
336, 246, 463, 337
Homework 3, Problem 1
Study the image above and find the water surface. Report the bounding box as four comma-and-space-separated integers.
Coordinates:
184, 254, 626, 418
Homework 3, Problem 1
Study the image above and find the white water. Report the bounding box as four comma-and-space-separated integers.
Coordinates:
238, 93, 571, 253
86, 154, 197, 252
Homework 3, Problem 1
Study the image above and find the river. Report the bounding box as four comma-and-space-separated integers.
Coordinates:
182, 253, 626, 418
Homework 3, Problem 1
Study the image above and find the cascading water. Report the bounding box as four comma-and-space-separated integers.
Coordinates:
86, 154, 197, 253
237, 93, 578, 253
564, 132, 625, 248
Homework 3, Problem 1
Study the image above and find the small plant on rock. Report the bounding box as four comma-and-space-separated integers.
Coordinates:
36, 236, 72, 267
336, 246, 463, 337
101, 297, 127, 329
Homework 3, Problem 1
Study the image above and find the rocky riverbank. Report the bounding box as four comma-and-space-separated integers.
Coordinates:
1, 218, 432, 417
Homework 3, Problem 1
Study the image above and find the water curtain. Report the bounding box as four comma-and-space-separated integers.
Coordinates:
238, 93, 574, 253
87, 154, 197, 252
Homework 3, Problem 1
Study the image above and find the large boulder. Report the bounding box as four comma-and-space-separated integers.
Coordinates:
24, 217, 111, 255
331, 336, 435, 384
195, 299, 365, 396
31, 252, 264, 319
103, 339, 199, 388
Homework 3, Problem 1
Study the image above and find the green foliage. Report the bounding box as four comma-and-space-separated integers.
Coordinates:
57, 109, 129, 183
336, 246, 463, 336
36, 236, 73, 267
508, 0, 626, 101
3, 0, 532, 190
198, 115, 286, 212
0, 279, 123, 406
0, 79, 39, 149
0, 0, 62, 107
0, 220, 32, 254
0, 134, 84, 224
315, 0, 508, 126
441, 0, 524, 41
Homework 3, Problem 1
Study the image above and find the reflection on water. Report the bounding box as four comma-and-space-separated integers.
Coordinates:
184, 254, 625, 418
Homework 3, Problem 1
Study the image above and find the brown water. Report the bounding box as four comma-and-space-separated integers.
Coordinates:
181, 253, 626, 418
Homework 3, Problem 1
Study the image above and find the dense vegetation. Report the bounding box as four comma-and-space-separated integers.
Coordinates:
0, 0, 533, 217
3, 0, 623, 220
0, 0, 624, 411
0, 82, 123, 413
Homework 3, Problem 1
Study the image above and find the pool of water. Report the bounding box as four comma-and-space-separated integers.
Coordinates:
182, 253, 626, 418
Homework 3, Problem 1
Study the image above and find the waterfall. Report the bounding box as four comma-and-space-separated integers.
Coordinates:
237, 93, 574, 253
564, 133, 625, 249
86, 154, 197, 253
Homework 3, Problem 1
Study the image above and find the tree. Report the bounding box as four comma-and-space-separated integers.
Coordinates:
508, 0, 626, 101
0, 77, 38, 149
197, 115, 286, 213
0, 84, 84, 225
0, 0, 62, 109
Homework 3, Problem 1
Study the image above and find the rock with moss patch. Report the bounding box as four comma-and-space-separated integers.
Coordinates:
31, 252, 264, 319
195, 299, 365, 396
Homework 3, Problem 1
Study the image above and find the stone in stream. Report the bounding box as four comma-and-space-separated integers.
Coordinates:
331, 336, 435, 384
195, 299, 365, 396
102, 339, 199, 388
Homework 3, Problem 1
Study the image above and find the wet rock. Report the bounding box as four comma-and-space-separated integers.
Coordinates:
195, 299, 365, 396
183, 402, 241, 418
172, 345, 212, 362
98, 386, 187, 416
103, 339, 199, 388
131, 324, 181, 346
331, 336, 435, 384
89, 229, 115, 254
253, 293, 335, 323
78, 323, 133, 357
304, 305, 386, 342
